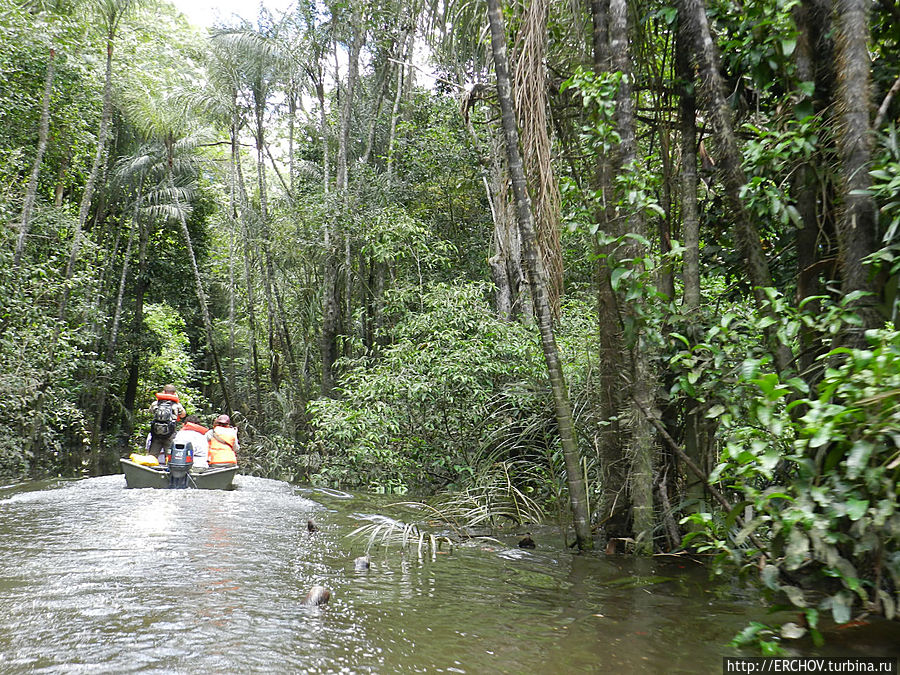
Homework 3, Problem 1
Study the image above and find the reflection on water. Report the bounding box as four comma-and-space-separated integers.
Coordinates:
0, 476, 896, 673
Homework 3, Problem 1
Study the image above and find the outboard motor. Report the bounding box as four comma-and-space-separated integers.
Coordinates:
166, 441, 194, 488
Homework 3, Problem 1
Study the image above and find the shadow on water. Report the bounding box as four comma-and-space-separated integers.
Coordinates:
0, 476, 897, 673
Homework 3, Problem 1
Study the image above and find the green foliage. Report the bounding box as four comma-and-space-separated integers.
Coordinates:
560, 67, 622, 158
866, 126, 900, 323
0, 218, 96, 478
679, 302, 900, 628
708, 0, 800, 100
740, 117, 820, 231
347, 512, 455, 556
133, 303, 209, 442
308, 282, 544, 490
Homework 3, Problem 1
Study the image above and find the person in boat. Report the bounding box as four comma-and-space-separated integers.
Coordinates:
172, 414, 209, 470
206, 414, 239, 467
148, 384, 186, 463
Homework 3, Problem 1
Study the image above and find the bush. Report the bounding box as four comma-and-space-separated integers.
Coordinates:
307, 282, 545, 491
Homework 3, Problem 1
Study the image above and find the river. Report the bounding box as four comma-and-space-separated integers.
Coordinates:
0, 475, 896, 673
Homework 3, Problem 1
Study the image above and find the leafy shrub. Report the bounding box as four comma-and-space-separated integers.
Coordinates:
307, 282, 545, 491
681, 308, 900, 635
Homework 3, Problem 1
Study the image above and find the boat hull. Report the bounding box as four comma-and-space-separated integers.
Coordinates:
120, 459, 238, 490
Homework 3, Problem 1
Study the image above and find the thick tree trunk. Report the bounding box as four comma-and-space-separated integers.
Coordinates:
487, 0, 593, 551
485, 122, 525, 320
677, 0, 792, 373
588, 0, 629, 543
675, 20, 710, 521
609, 0, 657, 555
14, 47, 55, 271
833, 0, 880, 331
791, 0, 828, 373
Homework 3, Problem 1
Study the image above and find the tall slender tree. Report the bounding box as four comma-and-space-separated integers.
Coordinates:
487, 0, 593, 550
57, 0, 139, 327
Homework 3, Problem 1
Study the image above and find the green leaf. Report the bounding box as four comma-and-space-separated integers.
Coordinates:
785, 529, 809, 570
706, 404, 726, 419
781, 584, 806, 608
846, 498, 869, 521
610, 267, 629, 291
831, 590, 853, 624
761, 564, 780, 590
846, 440, 873, 479
760, 640, 786, 656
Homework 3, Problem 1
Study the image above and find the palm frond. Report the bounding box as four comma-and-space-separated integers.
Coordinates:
347, 514, 454, 556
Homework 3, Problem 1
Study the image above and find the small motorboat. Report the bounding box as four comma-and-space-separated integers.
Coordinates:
121, 442, 237, 490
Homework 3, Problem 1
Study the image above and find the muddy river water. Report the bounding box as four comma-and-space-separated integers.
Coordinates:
0, 475, 896, 673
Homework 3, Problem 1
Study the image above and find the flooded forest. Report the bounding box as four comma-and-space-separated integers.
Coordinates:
1, 0, 899, 658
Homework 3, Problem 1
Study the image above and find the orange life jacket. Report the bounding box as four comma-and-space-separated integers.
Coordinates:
182, 421, 208, 435
208, 425, 237, 465
156, 392, 181, 403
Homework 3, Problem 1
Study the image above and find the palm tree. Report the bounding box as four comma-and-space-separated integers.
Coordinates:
211, 26, 304, 399
513, 0, 563, 317
120, 86, 232, 415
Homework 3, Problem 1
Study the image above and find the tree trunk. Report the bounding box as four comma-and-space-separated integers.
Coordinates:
254, 95, 302, 395
609, 0, 657, 555
14, 47, 55, 271
833, 0, 880, 331
677, 0, 792, 373
675, 18, 711, 523
677, 25, 701, 312
791, 0, 827, 374
322, 19, 363, 396
588, 0, 629, 543
487, 0, 593, 551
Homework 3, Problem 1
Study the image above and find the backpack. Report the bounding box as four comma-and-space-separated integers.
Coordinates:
151, 401, 176, 438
